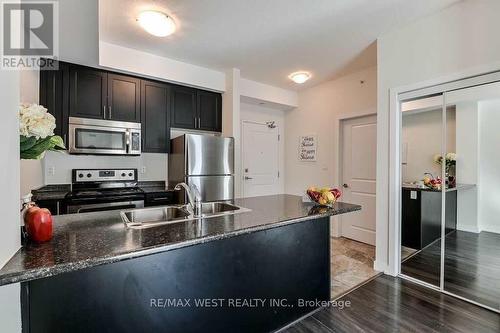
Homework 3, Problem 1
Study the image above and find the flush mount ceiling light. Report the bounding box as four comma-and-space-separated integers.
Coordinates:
137, 10, 176, 37
289, 71, 311, 84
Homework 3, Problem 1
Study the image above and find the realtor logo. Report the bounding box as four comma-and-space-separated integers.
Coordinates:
1, 1, 58, 69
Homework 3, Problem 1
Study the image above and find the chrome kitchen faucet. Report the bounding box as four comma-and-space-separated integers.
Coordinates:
174, 182, 202, 217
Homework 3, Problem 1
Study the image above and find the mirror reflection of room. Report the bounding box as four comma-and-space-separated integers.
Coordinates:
443, 85, 500, 311
399, 96, 454, 286
399, 83, 500, 312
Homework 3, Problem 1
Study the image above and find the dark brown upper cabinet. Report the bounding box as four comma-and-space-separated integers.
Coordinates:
39, 60, 69, 145
170, 85, 222, 132
69, 66, 107, 119
141, 80, 170, 153
197, 90, 222, 132
69, 65, 140, 123
170, 86, 197, 129
107, 74, 141, 122
41, 61, 222, 156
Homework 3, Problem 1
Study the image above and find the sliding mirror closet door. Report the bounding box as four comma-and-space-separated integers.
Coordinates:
444, 83, 500, 311
400, 94, 447, 287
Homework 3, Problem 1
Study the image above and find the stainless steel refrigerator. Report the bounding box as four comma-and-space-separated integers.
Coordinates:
169, 134, 234, 202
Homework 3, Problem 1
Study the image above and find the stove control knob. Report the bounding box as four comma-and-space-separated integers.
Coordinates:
78, 173, 84, 178
121, 173, 126, 177
87, 173, 92, 178
128, 172, 133, 177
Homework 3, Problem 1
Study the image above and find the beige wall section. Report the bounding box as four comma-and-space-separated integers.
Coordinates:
377, 0, 500, 273
240, 102, 286, 195
401, 108, 456, 183
284, 66, 377, 195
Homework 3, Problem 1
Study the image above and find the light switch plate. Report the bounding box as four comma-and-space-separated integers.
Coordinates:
410, 191, 417, 199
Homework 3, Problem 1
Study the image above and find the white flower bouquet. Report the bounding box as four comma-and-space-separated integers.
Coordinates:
19, 103, 65, 159
433, 152, 456, 173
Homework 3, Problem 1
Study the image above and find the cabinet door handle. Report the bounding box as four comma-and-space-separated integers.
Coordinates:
109, 106, 112, 119
103, 105, 107, 118
194, 116, 197, 128
198, 117, 201, 128
244, 176, 253, 180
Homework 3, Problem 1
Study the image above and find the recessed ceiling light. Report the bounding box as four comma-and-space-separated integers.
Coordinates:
137, 11, 176, 37
289, 71, 311, 84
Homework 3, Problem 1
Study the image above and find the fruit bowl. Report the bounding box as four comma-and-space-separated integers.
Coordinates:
306, 187, 342, 207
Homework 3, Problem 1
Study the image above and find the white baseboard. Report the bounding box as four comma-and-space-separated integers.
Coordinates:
373, 260, 392, 275
457, 226, 481, 233
480, 224, 500, 234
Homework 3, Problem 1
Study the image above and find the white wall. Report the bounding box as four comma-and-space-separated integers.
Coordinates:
58, 0, 99, 66
377, 0, 500, 274
240, 78, 298, 109
455, 102, 480, 233
43, 152, 167, 184
240, 102, 286, 195
285, 66, 377, 195
99, 41, 226, 92
0, 23, 21, 333
478, 100, 500, 234
20, 70, 43, 196
401, 108, 456, 183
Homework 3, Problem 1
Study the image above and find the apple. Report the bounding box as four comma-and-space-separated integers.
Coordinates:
330, 188, 341, 200
25, 207, 53, 243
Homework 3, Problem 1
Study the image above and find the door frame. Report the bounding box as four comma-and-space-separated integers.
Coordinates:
334, 111, 377, 238
240, 119, 281, 197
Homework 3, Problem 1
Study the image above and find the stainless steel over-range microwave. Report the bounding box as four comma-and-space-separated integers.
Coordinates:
68, 117, 141, 155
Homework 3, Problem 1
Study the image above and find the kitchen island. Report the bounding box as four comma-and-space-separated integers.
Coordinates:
0, 195, 360, 333
401, 184, 475, 250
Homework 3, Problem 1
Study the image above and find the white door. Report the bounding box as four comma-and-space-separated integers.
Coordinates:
242, 121, 279, 197
340, 115, 377, 245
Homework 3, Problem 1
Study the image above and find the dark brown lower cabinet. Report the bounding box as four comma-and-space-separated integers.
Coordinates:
21, 217, 330, 333
402, 188, 457, 250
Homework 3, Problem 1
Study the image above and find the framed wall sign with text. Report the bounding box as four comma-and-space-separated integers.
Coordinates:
299, 135, 317, 161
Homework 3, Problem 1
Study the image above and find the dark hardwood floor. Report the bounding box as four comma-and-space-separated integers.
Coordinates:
400, 230, 500, 309
443, 231, 500, 309
280, 275, 500, 333
401, 238, 441, 286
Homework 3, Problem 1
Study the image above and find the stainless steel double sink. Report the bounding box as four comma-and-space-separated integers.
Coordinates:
121, 202, 250, 229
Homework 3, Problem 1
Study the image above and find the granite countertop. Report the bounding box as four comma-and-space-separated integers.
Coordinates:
402, 183, 476, 192
0, 195, 360, 286
31, 184, 71, 201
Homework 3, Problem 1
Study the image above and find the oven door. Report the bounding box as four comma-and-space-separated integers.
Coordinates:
67, 200, 144, 214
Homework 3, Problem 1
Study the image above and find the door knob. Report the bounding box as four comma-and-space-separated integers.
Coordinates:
343, 183, 349, 188
245, 176, 253, 180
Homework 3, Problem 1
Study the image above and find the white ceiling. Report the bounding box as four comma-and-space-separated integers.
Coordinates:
99, 0, 458, 90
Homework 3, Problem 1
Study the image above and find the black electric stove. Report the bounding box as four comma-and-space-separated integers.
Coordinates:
65, 169, 145, 214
